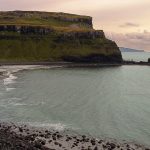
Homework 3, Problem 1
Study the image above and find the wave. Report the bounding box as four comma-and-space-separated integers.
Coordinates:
6, 87, 16, 92
1, 65, 62, 77
0, 97, 46, 107
19, 122, 67, 131
3, 71, 18, 86
0, 65, 62, 91
10, 101, 45, 107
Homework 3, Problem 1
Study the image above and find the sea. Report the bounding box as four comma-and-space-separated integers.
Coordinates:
0, 52, 150, 146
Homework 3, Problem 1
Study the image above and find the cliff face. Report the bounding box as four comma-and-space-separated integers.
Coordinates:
0, 11, 122, 63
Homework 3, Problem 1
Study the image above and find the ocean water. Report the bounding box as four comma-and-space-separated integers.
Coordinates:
122, 52, 150, 62
0, 53, 150, 146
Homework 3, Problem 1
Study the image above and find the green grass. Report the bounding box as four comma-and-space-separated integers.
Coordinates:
0, 31, 120, 62
0, 11, 92, 29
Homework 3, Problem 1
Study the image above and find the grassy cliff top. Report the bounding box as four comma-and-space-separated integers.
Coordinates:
0, 11, 93, 30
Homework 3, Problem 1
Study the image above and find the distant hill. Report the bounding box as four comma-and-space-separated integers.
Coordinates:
120, 47, 145, 52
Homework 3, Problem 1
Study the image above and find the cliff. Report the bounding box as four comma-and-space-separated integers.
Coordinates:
0, 11, 122, 63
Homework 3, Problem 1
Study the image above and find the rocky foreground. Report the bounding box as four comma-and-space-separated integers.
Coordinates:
0, 123, 149, 150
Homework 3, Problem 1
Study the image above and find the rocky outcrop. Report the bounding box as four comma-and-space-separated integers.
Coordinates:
62, 53, 122, 63
57, 30, 105, 41
0, 25, 104, 39
54, 16, 93, 28
41, 12, 93, 28
0, 25, 54, 35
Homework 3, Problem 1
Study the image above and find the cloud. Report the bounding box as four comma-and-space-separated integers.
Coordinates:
119, 22, 139, 28
106, 31, 150, 51
0, 0, 66, 11
0, 0, 149, 51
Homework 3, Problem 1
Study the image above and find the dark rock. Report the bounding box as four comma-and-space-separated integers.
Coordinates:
54, 141, 59, 145
98, 140, 103, 144
102, 144, 107, 149
62, 53, 122, 63
19, 127, 23, 132
74, 142, 78, 146
57, 134, 62, 139
34, 141, 42, 149
91, 139, 96, 145
94, 146, 98, 150
41, 140, 46, 145
109, 143, 116, 149
88, 147, 92, 150
40, 134, 44, 137
48, 140, 52, 143
57, 30, 105, 41
52, 136, 56, 140
82, 135, 86, 139
45, 130, 49, 133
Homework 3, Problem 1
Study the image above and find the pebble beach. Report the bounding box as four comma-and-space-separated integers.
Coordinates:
0, 122, 149, 150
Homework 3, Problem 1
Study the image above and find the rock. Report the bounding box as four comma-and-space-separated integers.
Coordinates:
82, 135, 86, 139
41, 140, 46, 145
62, 53, 122, 63
57, 134, 62, 139
19, 127, 23, 132
91, 139, 96, 145
58, 30, 105, 41
54, 141, 59, 145
34, 141, 42, 149
98, 140, 103, 144
52, 136, 56, 141
94, 146, 98, 150
48, 140, 52, 143
109, 143, 116, 149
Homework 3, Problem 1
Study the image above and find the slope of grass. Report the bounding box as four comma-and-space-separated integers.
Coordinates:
0, 31, 120, 62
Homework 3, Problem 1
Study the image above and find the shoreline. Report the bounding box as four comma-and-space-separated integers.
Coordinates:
0, 122, 149, 150
0, 61, 150, 67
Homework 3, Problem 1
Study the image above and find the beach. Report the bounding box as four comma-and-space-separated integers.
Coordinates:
0, 122, 149, 150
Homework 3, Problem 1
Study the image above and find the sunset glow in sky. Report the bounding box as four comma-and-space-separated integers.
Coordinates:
0, 0, 150, 51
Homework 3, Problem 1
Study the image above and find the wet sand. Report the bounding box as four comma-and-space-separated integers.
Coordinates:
0, 122, 149, 150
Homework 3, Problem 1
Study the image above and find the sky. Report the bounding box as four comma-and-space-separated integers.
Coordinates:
0, 0, 150, 51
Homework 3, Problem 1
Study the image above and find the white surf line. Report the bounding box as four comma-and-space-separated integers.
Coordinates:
20, 122, 68, 131
3, 71, 18, 86
1, 65, 63, 92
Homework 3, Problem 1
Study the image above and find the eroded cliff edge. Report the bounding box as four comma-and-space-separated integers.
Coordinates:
0, 11, 122, 63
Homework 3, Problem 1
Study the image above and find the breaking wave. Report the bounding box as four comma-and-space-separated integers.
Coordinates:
21, 122, 67, 131
0, 65, 62, 92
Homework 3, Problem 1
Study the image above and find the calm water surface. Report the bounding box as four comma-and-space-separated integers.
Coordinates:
0, 64, 150, 146
122, 52, 150, 62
